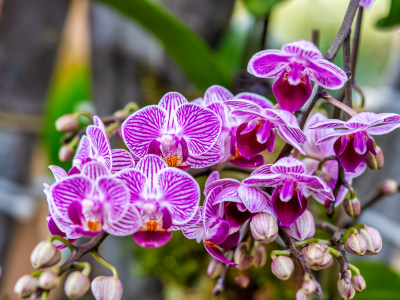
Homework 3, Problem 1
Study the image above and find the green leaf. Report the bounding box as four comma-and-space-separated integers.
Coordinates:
351, 261, 400, 300
242, 0, 287, 17
376, 0, 400, 29
94, 0, 231, 90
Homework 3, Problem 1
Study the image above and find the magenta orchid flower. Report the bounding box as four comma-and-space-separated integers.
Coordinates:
49, 161, 142, 239
228, 100, 306, 167
70, 116, 134, 175
201, 171, 271, 264
302, 113, 365, 206
309, 112, 400, 173
243, 157, 334, 227
248, 40, 347, 113
122, 92, 222, 170
116, 155, 200, 247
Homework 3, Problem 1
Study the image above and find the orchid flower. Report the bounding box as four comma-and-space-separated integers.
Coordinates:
116, 155, 200, 247
228, 100, 306, 167
70, 116, 134, 175
309, 112, 400, 173
248, 40, 347, 113
49, 161, 142, 239
243, 157, 334, 226
201, 171, 271, 264
122, 92, 222, 170
302, 113, 365, 205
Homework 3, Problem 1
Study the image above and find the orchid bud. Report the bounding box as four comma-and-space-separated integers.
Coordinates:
39, 270, 60, 290
253, 244, 267, 267
351, 274, 366, 292
359, 226, 382, 254
250, 213, 278, 244
14, 275, 39, 298
91, 276, 123, 300
316, 249, 333, 270
343, 197, 361, 217
64, 271, 90, 299
59, 145, 75, 162
337, 277, 355, 299
345, 233, 368, 255
207, 259, 225, 279
380, 179, 398, 195
301, 243, 324, 265
365, 152, 378, 170
285, 210, 315, 241
234, 275, 250, 288
271, 256, 294, 280
375, 146, 384, 169
296, 289, 312, 300
302, 273, 317, 294
234, 243, 254, 271
30, 241, 62, 269
55, 114, 79, 132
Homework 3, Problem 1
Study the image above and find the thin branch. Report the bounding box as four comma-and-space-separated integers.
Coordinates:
351, 7, 364, 77
325, 0, 361, 62
260, 13, 270, 50
322, 91, 357, 117
343, 34, 353, 121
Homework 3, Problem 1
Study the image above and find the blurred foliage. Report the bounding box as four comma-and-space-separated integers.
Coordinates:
350, 261, 400, 300
242, 0, 287, 17
94, 0, 231, 90
376, 0, 400, 29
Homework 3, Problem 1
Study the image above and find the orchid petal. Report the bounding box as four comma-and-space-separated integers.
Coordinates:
204, 178, 240, 196
204, 243, 236, 265
73, 135, 91, 166
49, 165, 67, 182
158, 92, 188, 130
176, 104, 221, 155
122, 105, 166, 158
307, 59, 347, 89
157, 168, 200, 225
111, 149, 134, 173
237, 185, 269, 213
116, 168, 146, 203
103, 205, 142, 236
204, 85, 233, 105
133, 230, 173, 248
282, 40, 322, 60
87, 125, 112, 170
247, 49, 290, 78
271, 157, 306, 174
234, 92, 274, 109
186, 141, 225, 168
242, 174, 282, 187
81, 161, 110, 181
136, 154, 167, 182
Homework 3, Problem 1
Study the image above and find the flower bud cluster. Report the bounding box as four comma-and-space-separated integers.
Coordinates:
344, 226, 382, 255
301, 243, 333, 270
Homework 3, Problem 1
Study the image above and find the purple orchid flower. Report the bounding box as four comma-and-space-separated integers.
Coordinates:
49, 161, 142, 239
309, 112, 400, 173
201, 171, 271, 264
302, 113, 365, 206
71, 116, 134, 175
227, 100, 306, 167
116, 155, 200, 247
170, 206, 204, 243
190, 85, 276, 168
360, 0, 375, 10
247, 40, 347, 113
243, 157, 334, 227
122, 92, 222, 170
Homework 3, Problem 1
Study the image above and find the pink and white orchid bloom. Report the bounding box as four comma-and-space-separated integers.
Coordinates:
248, 40, 347, 113
122, 92, 222, 170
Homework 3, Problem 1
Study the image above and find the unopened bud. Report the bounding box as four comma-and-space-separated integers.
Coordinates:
359, 226, 382, 254
271, 256, 294, 280
234, 243, 254, 271
316, 170, 331, 184
55, 114, 79, 132
30, 241, 62, 269
91, 276, 123, 300
286, 210, 315, 241
234, 275, 250, 288
302, 273, 317, 294
14, 275, 39, 298
380, 179, 398, 195
296, 288, 312, 300
64, 271, 90, 299
343, 197, 361, 217
301, 243, 324, 265
365, 146, 384, 170
302, 244, 332, 270
39, 270, 59, 290
253, 245, 267, 267
59, 145, 75, 162
250, 213, 278, 244
345, 233, 368, 255
337, 277, 355, 299
351, 274, 366, 292
207, 259, 225, 279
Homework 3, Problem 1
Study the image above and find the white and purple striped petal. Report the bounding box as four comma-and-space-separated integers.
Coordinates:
111, 149, 134, 173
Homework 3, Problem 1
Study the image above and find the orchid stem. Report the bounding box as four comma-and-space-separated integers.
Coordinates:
348, 263, 361, 275
295, 238, 331, 247
49, 235, 75, 252
91, 251, 119, 279
71, 262, 91, 277
322, 92, 356, 117
270, 250, 291, 260
41, 290, 48, 300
